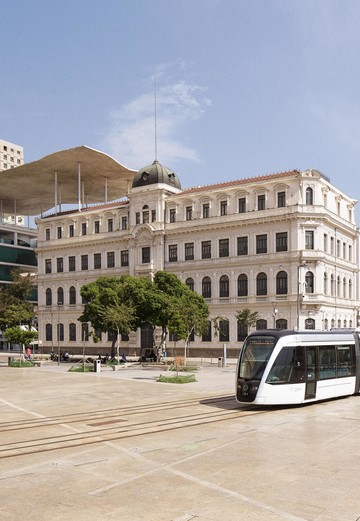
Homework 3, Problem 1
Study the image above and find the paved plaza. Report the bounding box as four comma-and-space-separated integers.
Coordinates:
1, 360, 360, 521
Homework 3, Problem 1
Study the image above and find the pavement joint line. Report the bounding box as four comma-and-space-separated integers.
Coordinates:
167, 467, 310, 521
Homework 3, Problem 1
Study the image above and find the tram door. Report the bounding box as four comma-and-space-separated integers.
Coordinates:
305, 346, 317, 400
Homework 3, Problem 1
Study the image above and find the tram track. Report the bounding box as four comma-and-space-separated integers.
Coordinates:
0, 395, 264, 460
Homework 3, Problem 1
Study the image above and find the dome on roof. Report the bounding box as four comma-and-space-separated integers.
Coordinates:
132, 160, 181, 189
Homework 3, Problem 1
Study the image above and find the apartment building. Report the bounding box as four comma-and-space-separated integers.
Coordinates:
35, 161, 360, 357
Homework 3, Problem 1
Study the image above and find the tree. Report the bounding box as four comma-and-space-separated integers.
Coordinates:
168, 290, 209, 361
80, 276, 142, 358
0, 269, 36, 346
235, 308, 260, 339
79, 272, 210, 362
5, 326, 37, 359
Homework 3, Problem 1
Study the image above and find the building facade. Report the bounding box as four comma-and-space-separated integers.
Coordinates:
35, 163, 360, 356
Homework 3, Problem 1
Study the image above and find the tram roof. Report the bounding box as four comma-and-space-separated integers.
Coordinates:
0, 146, 137, 215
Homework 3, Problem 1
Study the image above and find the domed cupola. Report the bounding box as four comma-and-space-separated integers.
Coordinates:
132, 160, 181, 190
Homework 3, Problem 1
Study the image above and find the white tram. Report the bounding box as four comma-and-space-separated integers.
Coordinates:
236, 329, 360, 405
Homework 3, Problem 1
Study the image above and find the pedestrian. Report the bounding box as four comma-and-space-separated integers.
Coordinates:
26, 347, 31, 360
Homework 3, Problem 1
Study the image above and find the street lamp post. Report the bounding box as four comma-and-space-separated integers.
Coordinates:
272, 306, 278, 329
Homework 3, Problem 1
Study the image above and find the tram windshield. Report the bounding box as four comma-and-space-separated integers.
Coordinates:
239, 335, 277, 380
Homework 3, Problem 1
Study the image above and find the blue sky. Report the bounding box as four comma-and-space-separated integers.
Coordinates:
3, 0, 360, 218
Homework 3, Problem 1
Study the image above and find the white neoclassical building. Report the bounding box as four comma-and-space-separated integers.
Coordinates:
35, 161, 360, 357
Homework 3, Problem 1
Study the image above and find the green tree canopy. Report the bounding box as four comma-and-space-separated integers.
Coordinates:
0, 269, 36, 331
79, 272, 210, 360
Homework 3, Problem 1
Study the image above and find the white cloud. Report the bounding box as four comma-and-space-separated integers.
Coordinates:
101, 72, 211, 170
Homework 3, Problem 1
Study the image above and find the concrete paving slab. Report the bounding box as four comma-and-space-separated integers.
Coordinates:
1, 362, 360, 520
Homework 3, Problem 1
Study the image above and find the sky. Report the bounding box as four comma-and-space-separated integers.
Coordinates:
2, 0, 360, 220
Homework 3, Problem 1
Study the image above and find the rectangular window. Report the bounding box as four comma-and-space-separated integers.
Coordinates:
69, 224, 74, 237
238, 198, 246, 213
108, 219, 113, 232
121, 250, 129, 267
81, 222, 87, 236
81, 254, 88, 270
136, 212, 140, 225
305, 230, 314, 250
237, 236, 248, 255
258, 194, 265, 210
151, 210, 156, 222
121, 216, 128, 230
276, 232, 288, 252
94, 253, 101, 269
186, 206, 193, 221
324, 234, 328, 253
169, 244, 178, 262
185, 242, 194, 261
45, 228, 50, 241
69, 256, 76, 272
256, 234, 267, 254
202, 203, 209, 218
169, 208, 176, 223
56, 257, 63, 273
202, 240, 211, 259
277, 191, 286, 208
219, 238, 229, 257
220, 200, 227, 216
94, 220, 100, 234
107, 251, 115, 268
319, 346, 336, 379
142, 247, 151, 264
45, 259, 51, 274
57, 226, 62, 239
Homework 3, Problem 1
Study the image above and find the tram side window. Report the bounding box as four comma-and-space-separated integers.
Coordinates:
336, 346, 355, 377
319, 347, 336, 379
266, 346, 305, 384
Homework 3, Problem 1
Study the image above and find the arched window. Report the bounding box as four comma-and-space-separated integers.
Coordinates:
237, 274, 248, 297
256, 319, 267, 330
219, 275, 229, 297
69, 323, 76, 341
306, 187, 313, 205
57, 287, 64, 305
219, 319, 229, 342
237, 320, 247, 341
81, 323, 89, 341
57, 323, 64, 341
69, 286, 76, 305
305, 318, 315, 329
331, 319, 335, 329
349, 279, 352, 299
45, 323, 52, 341
343, 277, 347, 299
305, 271, 314, 294
344, 319, 347, 328
330, 274, 334, 296
323, 272, 328, 295
276, 271, 288, 295
324, 318, 328, 330
142, 204, 149, 224
276, 318, 287, 330
337, 319, 341, 328
185, 277, 194, 291
337, 276, 341, 297
46, 288, 52, 306
256, 272, 267, 296
202, 321, 212, 342
202, 276, 212, 299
